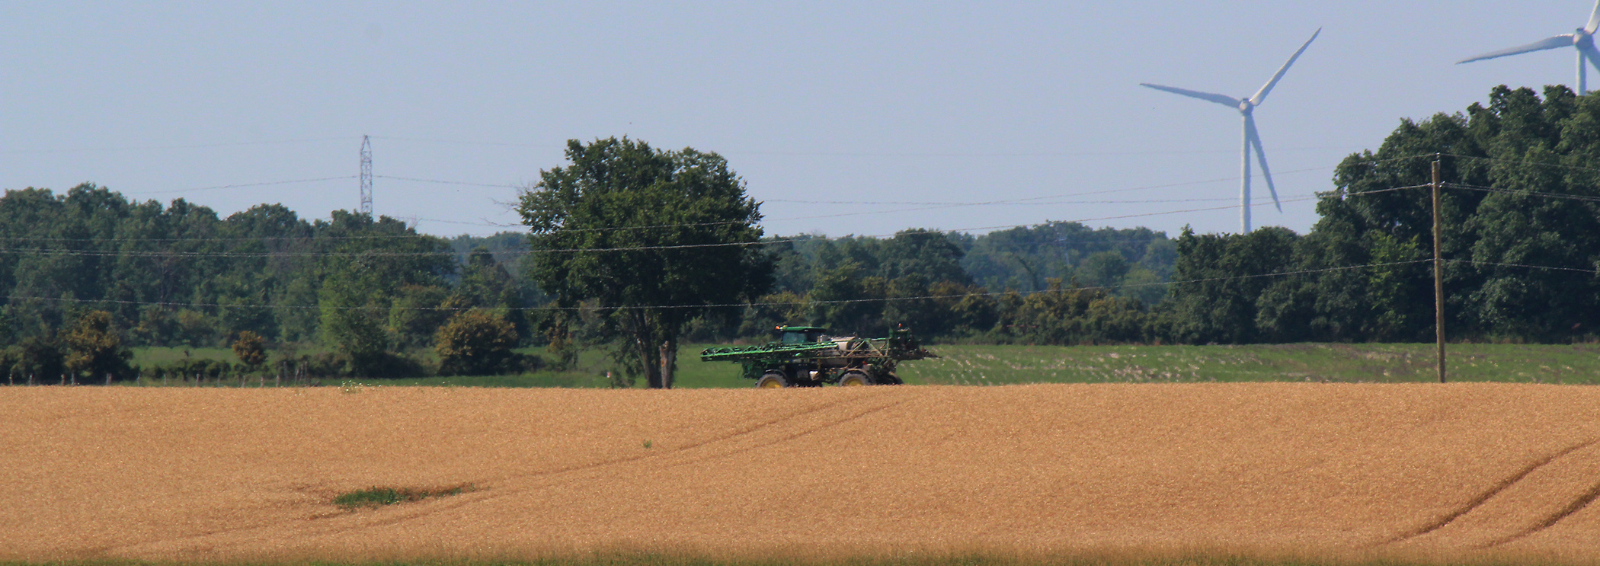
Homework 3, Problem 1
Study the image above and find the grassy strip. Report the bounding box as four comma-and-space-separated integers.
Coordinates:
121, 342, 1600, 388
891, 343, 1600, 386
332, 484, 474, 509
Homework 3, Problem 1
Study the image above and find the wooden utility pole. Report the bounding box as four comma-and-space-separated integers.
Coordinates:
1432, 156, 1446, 383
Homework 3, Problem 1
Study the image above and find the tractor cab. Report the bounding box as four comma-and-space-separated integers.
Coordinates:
777, 326, 828, 345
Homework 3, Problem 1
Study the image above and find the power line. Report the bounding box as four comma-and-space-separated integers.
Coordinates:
1442, 153, 1600, 176
0, 258, 1435, 312
0, 184, 1423, 254
368, 136, 1369, 161
0, 238, 787, 258
126, 176, 357, 195
1444, 182, 1600, 203
766, 196, 1241, 206
763, 153, 1430, 218
0, 196, 1314, 258
0, 136, 356, 155
0, 158, 1440, 245
374, 175, 520, 189
6, 254, 1593, 311
1446, 258, 1599, 275
369, 134, 563, 147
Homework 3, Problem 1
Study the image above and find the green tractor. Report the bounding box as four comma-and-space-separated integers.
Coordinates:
699, 325, 937, 388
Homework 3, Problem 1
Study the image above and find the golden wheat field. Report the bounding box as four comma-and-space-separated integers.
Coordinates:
2, 383, 1600, 564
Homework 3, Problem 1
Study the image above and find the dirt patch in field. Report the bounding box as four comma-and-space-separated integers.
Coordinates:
2, 383, 1599, 563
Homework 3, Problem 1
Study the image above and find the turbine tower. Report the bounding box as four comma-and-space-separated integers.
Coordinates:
1140, 28, 1319, 233
1458, 1, 1600, 95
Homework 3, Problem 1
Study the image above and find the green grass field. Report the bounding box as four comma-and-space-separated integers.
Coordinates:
894, 342, 1600, 386
121, 342, 1600, 389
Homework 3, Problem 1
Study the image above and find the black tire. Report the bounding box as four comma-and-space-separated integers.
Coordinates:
838, 371, 872, 387
879, 372, 904, 385
756, 372, 789, 389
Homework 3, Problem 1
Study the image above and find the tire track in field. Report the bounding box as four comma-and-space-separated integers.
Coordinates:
1380, 438, 1600, 548
453, 391, 874, 488
331, 393, 917, 536
281, 391, 914, 548
650, 395, 914, 472
115, 390, 914, 558
364, 390, 914, 517
1485, 479, 1600, 547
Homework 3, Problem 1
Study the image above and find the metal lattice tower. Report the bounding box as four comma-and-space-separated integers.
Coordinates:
359, 135, 373, 215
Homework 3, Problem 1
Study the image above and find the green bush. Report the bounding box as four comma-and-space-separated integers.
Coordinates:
436, 310, 520, 376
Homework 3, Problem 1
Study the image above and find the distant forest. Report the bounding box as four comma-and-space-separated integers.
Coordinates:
0, 184, 1175, 354
4, 85, 1599, 380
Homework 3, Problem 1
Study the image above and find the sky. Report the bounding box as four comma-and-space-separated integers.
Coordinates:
0, 1, 1593, 239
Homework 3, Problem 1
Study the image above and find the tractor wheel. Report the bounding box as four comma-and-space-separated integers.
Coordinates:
880, 372, 904, 385
838, 371, 872, 387
756, 372, 789, 389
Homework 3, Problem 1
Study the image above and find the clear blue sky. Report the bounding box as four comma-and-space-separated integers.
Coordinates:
0, 1, 1587, 238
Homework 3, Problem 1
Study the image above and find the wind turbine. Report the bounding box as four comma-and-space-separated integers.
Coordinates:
1140, 28, 1320, 234
1457, 1, 1600, 95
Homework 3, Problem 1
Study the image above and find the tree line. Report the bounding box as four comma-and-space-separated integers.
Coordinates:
3, 85, 1596, 384
0, 174, 1174, 383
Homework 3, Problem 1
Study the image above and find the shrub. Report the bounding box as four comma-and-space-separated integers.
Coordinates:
63, 311, 134, 382
232, 331, 267, 368
436, 310, 518, 376
174, 309, 220, 347
348, 350, 428, 379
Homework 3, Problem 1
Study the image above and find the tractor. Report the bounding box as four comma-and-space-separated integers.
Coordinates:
699, 325, 936, 387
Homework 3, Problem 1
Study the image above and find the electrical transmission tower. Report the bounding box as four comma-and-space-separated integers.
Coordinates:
359, 135, 373, 215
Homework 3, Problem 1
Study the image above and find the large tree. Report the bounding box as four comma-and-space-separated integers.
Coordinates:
518, 138, 771, 388
1165, 85, 1600, 344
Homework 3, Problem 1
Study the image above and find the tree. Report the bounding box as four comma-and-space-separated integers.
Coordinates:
807, 262, 886, 336
15, 336, 63, 383
316, 213, 454, 376
1165, 227, 1299, 344
232, 330, 267, 370
62, 310, 133, 382
518, 138, 771, 388
388, 285, 452, 348
435, 310, 519, 376
318, 270, 392, 373
878, 229, 971, 284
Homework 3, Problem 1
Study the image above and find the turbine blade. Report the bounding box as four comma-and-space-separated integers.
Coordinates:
1250, 28, 1321, 106
1587, 0, 1600, 34
1582, 42, 1600, 75
1139, 83, 1240, 108
1246, 116, 1281, 213
1458, 35, 1575, 64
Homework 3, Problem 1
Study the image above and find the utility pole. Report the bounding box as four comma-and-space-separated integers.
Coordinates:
1432, 156, 1446, 383
360, 135, 373, 216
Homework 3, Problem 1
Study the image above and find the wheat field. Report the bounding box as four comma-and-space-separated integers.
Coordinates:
2, 383, 1599, 564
